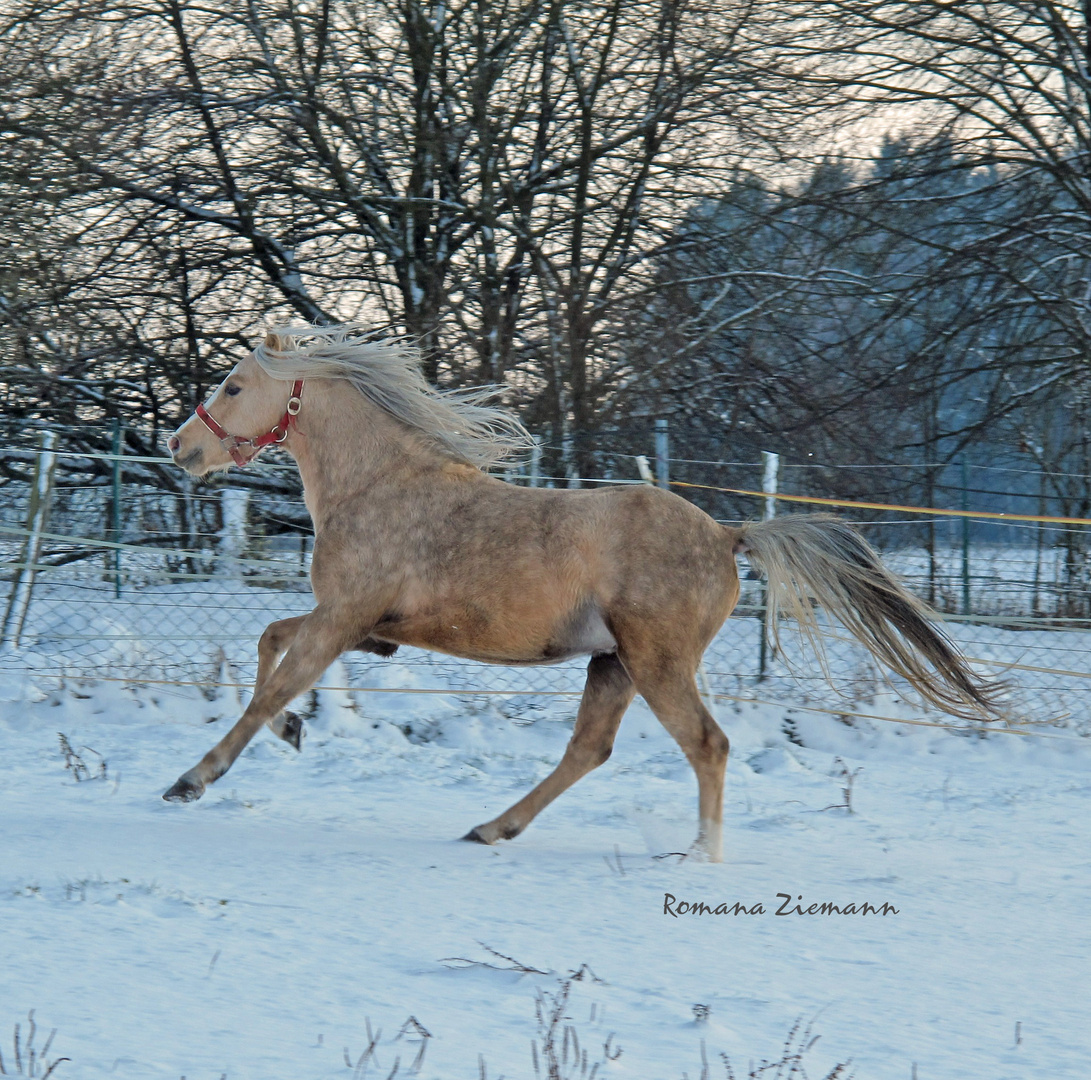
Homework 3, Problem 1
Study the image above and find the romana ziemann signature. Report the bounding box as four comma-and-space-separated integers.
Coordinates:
663, 892, 900, 917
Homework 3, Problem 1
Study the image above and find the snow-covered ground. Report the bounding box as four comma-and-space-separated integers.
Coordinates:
2, 589, 1090, 1080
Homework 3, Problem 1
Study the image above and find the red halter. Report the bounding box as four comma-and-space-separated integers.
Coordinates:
195, 379, 305, 467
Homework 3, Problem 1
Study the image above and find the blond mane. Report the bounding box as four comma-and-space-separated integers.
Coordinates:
251, 323, 533, 470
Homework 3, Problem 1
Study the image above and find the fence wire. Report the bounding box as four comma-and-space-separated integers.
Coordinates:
2, 435, 1089, 736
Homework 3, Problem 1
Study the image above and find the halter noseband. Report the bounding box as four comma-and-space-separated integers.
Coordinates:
195, 379, 305, 467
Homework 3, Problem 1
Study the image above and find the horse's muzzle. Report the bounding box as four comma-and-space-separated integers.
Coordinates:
173, 445, 204, 472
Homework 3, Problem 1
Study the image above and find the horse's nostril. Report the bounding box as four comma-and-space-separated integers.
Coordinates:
168, 435, 181, 453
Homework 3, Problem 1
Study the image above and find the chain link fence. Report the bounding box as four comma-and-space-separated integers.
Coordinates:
2, 428, 1090, 734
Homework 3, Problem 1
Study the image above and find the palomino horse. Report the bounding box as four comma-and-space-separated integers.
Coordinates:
165, 325, 1000, 861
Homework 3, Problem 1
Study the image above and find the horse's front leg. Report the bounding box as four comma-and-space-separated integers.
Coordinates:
164, 606, 357, 802
255, 615, 308, 749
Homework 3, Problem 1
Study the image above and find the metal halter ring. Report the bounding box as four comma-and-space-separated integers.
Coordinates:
286, 396, 302, 416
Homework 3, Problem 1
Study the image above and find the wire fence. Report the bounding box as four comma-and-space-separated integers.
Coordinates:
2, 429, 1090, 736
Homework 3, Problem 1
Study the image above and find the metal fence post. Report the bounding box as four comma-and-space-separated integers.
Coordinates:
655, 419, 669, 490
757, 450, 779, 681
961, 456, 971, 615
1032, 466, 1045, 616
529, 435, 542, 488
2, 431, 59, 650
111, 418, 123, 598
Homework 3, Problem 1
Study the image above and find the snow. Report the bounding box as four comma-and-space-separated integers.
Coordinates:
1, 591, 1090, 1079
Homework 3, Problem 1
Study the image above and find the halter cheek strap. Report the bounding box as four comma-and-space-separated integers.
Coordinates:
195, 379, 305, 467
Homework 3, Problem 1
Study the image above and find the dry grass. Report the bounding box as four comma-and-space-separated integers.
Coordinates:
0, 1012, 68, 1078
56, 733, 107, 782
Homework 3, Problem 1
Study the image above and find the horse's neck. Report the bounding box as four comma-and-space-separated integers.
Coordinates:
285, 379, 445, 527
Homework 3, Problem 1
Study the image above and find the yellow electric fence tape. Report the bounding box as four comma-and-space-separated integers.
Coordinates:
670, 481, 1091, 526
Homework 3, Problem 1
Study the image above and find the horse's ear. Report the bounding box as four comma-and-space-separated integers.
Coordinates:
264, 331, 291, 354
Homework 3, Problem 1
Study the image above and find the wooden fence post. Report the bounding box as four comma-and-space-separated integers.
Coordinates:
218, 488, 250, 577
757, 450, 779, 681
2, 432, 59, 649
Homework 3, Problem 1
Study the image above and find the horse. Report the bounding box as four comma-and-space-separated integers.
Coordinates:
164, 324, 1002, 861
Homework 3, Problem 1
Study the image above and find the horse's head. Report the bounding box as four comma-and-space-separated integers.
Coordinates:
168, 336, 302, 475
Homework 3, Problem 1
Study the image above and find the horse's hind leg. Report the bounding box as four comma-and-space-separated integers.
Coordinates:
255, 615, 308, 749
463, 653, 635, 846
625, 661, 730, 862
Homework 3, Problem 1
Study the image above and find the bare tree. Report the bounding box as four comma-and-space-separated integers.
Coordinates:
619, 0, 1091, 515
2, 0, 837, 479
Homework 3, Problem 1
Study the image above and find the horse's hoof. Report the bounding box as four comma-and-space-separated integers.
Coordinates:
282, 711, 305, 751
163, 775, 205, 802
461, 827, 492, 844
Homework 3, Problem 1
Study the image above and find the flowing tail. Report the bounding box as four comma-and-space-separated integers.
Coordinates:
734, 513, 1005, 720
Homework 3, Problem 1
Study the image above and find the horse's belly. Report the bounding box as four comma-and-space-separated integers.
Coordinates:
377, 601, 617, 666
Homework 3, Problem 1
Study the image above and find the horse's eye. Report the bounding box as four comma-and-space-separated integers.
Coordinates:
225, 383, 242, 397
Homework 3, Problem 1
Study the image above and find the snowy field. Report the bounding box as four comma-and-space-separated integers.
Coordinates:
2, 585, 1091, 1080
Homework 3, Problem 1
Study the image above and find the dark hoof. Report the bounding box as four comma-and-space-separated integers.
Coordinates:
163, 776, 204, 802
461, 827, 491, 845
282, 711, 305, 751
